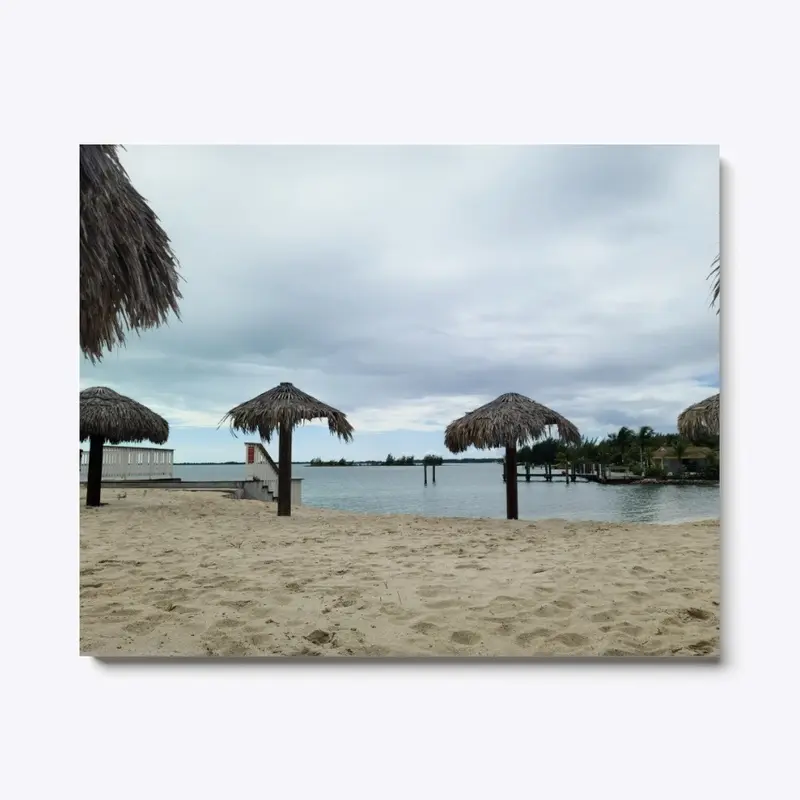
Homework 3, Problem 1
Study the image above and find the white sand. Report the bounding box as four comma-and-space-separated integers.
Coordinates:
80, 489, 720, 657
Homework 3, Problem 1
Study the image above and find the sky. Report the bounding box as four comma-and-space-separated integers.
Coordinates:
79, 145, 720, 463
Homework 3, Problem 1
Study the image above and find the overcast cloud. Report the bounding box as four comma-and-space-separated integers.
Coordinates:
79, 145, 720, 462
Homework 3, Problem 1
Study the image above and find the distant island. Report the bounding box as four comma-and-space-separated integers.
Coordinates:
308, 454, 498, 467
175, 461, 245, 466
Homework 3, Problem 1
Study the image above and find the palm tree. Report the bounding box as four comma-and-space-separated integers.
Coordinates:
608, 426, 635, 464
517, 445, 535, 481
672, 438, 689, 475
579, 436, 600, 474
636, 425, 654, 469
596, 440, 612, 478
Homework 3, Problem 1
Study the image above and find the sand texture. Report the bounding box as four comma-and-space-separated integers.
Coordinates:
80, 490, 720, 658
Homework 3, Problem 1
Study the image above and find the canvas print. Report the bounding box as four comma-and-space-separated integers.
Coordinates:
79, 144, 720, 658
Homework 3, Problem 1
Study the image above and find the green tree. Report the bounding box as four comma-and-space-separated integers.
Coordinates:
636, 425, 654, 469
672, 439, 689, 475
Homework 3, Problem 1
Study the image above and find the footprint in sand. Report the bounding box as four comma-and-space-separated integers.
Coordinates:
684, 607, 713, 621
102, 608, 140, 619
550, 632, 589, 647
494, 622, 515, 636
215, 617, 246, 630
533, 603, 568, 619
219, 599, 255, 610
411, 621, 439, 635
124, 614, 168, 635
451, 630, 481, 645
515, 629, 552, 646
417, 585, 450, 598
426, 599, 461, 609
590, 610, 617, 623
613, 622, 644, 637
688, 639, 717, 655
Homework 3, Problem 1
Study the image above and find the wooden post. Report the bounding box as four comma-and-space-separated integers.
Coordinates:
525, 463, 531, 482
423, 463, 428, 485
278, 422, 293, 517
432, 464, 436, 484
86, 435, 105, 507
505, 445, 519, 520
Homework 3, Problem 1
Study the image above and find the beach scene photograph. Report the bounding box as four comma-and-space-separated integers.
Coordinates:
79, 144, 720, 658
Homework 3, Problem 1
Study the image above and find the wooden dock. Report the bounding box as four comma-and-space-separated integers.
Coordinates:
502, 469, 639, 485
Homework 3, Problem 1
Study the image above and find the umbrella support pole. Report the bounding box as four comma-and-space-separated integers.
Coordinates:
505, 445, 519, 520
278, 422, 293, 517
86, 435, 105, 507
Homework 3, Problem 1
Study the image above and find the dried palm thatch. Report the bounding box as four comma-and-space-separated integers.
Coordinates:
220, 382, 354, 443
80, 386, 169, 507
677, 392, 720, 441
708, 253, 720, 314
220, 382, 354, 516
444, 392, 580, 520
80, 145, 183, 362
444, 393, 580, 453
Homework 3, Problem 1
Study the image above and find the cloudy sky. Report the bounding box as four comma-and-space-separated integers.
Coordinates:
80, 145, 719, 463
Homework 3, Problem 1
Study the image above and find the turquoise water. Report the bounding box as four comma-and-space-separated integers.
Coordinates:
174, 463, 720, 524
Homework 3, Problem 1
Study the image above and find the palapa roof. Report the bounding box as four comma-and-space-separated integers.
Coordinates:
220, 382, 354, 443
80, 145, 183, 362
677, 392, 720, 441
444, 392, 581, 453
80, 386, 169, 444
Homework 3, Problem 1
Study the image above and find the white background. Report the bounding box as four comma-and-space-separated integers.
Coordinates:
1, 0, 797, 797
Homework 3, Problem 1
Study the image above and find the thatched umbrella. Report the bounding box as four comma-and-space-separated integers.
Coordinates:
80, 145, 183, 362
677, 392, 720, 441
444, 392, 580, 520
80, 386, 169, 507
220, 382, 354, 516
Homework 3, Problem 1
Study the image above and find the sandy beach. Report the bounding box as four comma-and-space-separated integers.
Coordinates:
80, 489, 720, 657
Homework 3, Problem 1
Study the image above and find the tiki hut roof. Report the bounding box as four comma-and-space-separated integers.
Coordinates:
219, 382, 354, 443
80, 386, 169, 445
677, 392, 720, 441
80, 145, 183, 362
444, 392, 581, 453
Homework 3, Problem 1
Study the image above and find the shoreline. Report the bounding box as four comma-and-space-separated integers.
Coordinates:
80, 489, 720, 658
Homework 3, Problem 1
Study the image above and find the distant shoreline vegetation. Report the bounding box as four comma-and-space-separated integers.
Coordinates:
175, 461, 245, 466
308, 454, 490, 467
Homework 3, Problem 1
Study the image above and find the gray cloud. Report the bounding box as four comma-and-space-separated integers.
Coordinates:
81, 145, 719, 455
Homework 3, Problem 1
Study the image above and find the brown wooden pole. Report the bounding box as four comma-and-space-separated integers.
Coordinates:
423, 464, 428, 485
278, 422, 293, 516
505, 445, 518, 520
432, 464, 436, 484
86, 435, 105, 507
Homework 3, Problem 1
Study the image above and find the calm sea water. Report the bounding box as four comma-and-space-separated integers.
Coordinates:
174, 463, 720, 524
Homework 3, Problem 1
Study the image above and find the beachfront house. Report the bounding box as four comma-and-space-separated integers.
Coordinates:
650, 445, 712, 475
